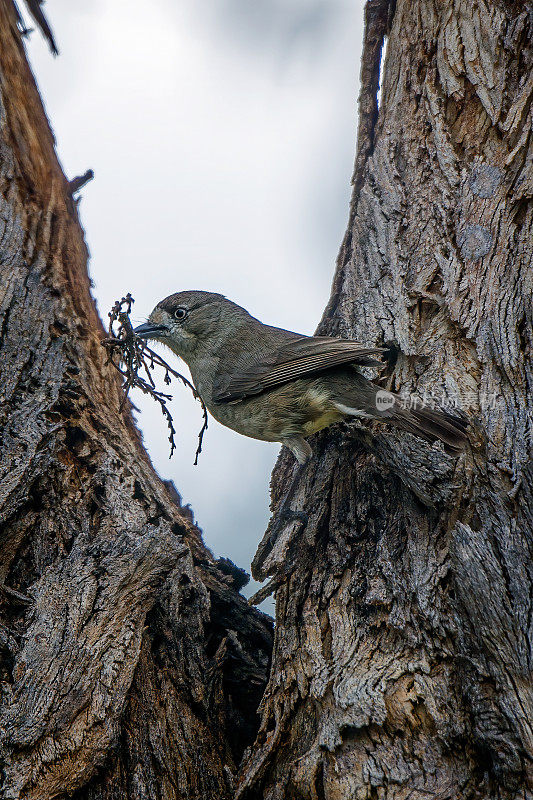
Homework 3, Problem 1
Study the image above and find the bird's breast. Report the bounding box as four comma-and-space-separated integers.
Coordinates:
205, 380, 344, 443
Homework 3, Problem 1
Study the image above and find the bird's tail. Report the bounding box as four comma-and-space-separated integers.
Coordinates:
387, 400, 469, 455
331, 374, 469, 454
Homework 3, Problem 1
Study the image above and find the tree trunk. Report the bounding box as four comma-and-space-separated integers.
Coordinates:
239, 0, 533, 798
0, 3, 272, 799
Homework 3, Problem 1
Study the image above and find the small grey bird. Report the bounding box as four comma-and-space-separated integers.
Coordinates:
134, 291, 468, 463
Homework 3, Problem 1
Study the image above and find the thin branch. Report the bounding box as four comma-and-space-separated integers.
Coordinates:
69, 169, 94, 195
320, 0, 392, 329
352, 0, 392, 198
20, 0, 59, 55
101, 294, 209, 464
247, 577, 281, 607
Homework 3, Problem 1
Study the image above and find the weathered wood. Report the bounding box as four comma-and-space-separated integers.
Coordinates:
239, 0, 533, 797
0, 3, 272, 798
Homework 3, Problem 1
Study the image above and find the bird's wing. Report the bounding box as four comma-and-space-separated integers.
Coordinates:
213, 336, 386, 403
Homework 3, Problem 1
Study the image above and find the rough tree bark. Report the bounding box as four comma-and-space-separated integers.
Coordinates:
239, 0, 533, 798
0, 3, 272, 799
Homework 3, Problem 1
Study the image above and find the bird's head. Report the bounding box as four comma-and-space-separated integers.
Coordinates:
134, 290, 251, 362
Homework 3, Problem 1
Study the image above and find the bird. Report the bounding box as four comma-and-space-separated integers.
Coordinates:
134, 291, 468, 464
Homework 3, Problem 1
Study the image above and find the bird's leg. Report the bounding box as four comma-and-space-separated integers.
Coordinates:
283, 436, 312, 466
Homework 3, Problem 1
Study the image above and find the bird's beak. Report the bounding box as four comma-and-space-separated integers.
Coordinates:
133, 322, 168, 339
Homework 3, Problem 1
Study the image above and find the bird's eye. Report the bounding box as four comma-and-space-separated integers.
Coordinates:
173, 307, 187, 321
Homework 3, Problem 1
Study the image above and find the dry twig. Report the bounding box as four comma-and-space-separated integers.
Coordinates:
69, 169, 94, 195
102, 294, 208, 464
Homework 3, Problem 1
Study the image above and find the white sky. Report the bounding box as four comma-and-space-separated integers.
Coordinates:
24, 0, 364, 605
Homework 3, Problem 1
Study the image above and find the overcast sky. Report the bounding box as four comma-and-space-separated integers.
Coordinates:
24, 0, 364, 605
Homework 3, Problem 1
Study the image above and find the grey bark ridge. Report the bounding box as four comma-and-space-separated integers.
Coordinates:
238, 0, 533, 798
0, 3, 272, 799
